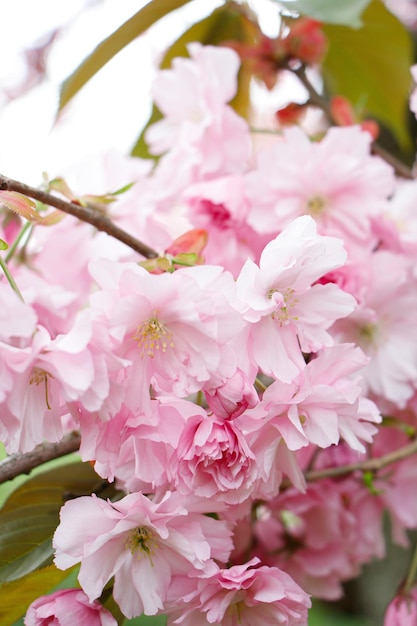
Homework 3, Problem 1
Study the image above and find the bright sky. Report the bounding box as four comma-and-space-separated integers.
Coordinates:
0, 0, 282, 185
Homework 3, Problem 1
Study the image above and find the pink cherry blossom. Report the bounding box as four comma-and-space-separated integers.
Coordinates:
260, 343, 381, 452
174, 410, 258, 504
245, 125, 394, 255
204, 368, 259, 420
167, 558, 311, 625
89, 260, 245, 407
384, 587, 417, 626
181, 175, 270, 276
53, 490, 233, 618
236, 215, 356, 382
76, 397, 194, 493
250, 478, 384, 599
0, 311, 106, 453
332, 250, 417, 407
24, 588, 117, 626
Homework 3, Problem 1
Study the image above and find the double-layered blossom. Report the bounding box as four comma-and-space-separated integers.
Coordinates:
89, 260, 246, 409
332, 250, 417, 407
250, 478, 384, 599
0, 311, 107, 453
24, 589, 117, 626
384, 587, 417, 625
174, 410, 258, 504
167, 558, 311, 625
245, 125, 394, 255
146, 43, 251, 177
53, 490, 233, 618
259, 343, 381, 452
236, 215, 356, 382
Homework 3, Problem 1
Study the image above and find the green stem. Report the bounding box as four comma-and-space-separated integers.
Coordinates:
255, 377, 267, 393
403, 540, 417, 594
5, 221, 32, 263
0, 254, 24, 301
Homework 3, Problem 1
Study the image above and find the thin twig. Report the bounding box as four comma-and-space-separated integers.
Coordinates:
0, 175, 158, 259
304, 438, 417, 483
291, 65, 415, 180
0, 431, 81, 484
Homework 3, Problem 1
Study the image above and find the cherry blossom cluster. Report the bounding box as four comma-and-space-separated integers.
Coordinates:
2, 43, 417, 625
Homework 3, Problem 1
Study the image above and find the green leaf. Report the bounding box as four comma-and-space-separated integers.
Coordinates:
123, 615, 167, 625
131, 2, 260, 158
0, 461, 117, 584
0, 564, 74, 626
0, 240, 8, 251
278, 0, 372, 28
59, 0, 194, 112
130, 103, 164, 159
322, 0, 413, 149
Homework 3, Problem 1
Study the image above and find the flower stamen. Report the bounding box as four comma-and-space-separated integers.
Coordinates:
29, 367, 53, 410
133, 312, 174, 358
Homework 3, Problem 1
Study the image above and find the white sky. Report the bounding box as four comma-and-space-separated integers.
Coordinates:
0, 0, 283, 185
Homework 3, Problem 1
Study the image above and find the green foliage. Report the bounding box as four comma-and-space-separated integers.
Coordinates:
278, 0, 372, 28
131, 2, 259, 158
123, 615, 167, 626
322, 0, 413, 150
0, 565, 75, 626
58, 0, 194, 111
309, 601, 372, 625
0, 462, 115, 584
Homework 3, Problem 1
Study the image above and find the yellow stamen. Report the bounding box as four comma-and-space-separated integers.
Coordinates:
307, 195, 326, 217
133, 312, 174, 358
29, 367, 53, 409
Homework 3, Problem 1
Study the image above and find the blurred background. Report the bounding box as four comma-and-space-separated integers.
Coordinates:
2, 1, 417, 624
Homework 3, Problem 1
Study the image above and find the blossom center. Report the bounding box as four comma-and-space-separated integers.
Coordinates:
307, 195, 326, 217
29, 367, 53, 409
199, 199, 232, 229
133, 312, 174, 358
358, 321, 379, 350
269, 288, 298, 325
126, 526, 158, 563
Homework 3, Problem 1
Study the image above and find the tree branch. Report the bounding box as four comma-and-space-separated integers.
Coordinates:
291, 65, 415, 180
0, 431, 81, 484
304, 438, 417, 483
0, 175, 158, 259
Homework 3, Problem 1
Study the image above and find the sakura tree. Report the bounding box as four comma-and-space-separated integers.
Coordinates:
1, 1, 417, 625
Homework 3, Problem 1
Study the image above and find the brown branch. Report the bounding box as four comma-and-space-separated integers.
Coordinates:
291, 65, 415, 180
0, 175, 158, 259
304, 438, 417, 483
0, 431, 81, 484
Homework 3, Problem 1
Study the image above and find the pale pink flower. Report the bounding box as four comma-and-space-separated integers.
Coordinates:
246, 125, 394, 254
384, 587, 417, 626
332, 250, 417, 407
251, 478, 384, 599
24, 589, 117, 626
76, 397, 194, 493
204, 368, 259, 419
236, 215, 355, 382
260, 343, 381, 452
89, 260, 245, 406
53, 491, 233, 618
182, 176, 269, 276
167, 558, 310, 625
175, 411, 258, 504
147, 43, 242, 152
145, 44, 251, 181
0, 312, 106, 453
372, 179, 417, 255
371, 425, 417, 546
